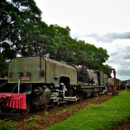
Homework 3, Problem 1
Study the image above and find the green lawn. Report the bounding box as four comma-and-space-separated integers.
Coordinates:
47, 90, 130, 130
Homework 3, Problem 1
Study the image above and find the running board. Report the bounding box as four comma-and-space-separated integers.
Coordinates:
63, 96, 78, 101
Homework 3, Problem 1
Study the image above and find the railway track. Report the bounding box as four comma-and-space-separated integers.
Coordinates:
0, 112, 22, 120
0, 93, 112, 122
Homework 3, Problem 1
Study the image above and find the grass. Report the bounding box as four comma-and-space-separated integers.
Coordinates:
47, 90, 130, 130
56, 108, 72, 116
27, 121, 36, 130
33, 115, 41, 122
44, 111, 49, 117
0, 120, 17, 130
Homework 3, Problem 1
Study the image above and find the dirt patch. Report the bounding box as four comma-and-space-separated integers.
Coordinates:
10, 94, 111, 130
116, 117, 130, 130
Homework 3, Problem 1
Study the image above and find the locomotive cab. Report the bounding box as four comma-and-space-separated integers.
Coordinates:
77, 66, 89, 82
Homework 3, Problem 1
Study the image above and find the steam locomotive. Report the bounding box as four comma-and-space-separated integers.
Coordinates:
0, 56, 112, 114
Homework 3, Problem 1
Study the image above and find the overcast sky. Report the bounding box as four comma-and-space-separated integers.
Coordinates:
35, 0, 130, 80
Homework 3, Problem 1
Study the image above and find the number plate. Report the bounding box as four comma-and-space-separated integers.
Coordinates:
21, 77, 30, 81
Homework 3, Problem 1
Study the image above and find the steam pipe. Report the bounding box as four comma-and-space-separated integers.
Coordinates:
108, 68, 117, 92
112, 69, 117, 92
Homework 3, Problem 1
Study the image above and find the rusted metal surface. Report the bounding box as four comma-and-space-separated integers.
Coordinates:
112, 69, 117, 92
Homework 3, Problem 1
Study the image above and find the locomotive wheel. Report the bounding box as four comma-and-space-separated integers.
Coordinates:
22, 101, 30, 115
77, 93, 83, 102
94, 92, 99, 97
43, 104, 49, 111
79, 95, 83, 102
112, 91, 119, 96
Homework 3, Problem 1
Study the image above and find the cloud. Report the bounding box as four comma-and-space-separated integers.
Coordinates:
109, 52, 118, 57
118, 69, 130, 77
86, 32, 130, 42
124, 55, 130, 60
125, 46, 130, 52
123, 46, 130, 60
104, 42, 130, 80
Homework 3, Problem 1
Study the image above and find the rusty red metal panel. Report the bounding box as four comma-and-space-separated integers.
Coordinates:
21, 77, 30, 81
113, 69, 117, 92
110, 87, 113, 91
0, 93, 26, 109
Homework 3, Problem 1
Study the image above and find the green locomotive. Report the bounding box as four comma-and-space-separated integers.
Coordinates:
0, 56, 108, 113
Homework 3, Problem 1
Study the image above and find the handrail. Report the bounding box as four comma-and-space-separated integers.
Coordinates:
0, 82, 7, 88
11, 84, 18, 92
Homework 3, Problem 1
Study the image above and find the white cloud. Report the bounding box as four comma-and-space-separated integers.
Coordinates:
85, 32, 130, 42
35, 0, 130, 33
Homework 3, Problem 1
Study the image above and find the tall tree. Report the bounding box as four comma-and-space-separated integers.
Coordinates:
0, 0, 41, 59
0, 54, 8, 77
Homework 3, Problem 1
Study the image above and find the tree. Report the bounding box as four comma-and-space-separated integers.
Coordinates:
0, 54, 8, 77
0, 0, 41, 59
102, 64, 112, 77
49, 25, 75, 62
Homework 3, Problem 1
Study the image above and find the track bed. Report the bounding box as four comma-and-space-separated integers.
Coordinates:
0, 94, 111, 130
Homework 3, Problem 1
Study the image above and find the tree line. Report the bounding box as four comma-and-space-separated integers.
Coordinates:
0, 0, 111, 77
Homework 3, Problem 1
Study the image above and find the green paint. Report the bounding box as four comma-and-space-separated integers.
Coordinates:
8, 56, 77, 85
